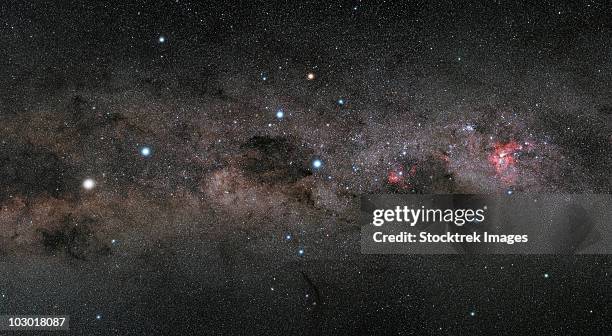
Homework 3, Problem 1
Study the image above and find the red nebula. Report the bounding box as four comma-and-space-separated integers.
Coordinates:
488, 140, 522, 182
387, 164, 417, 189
387, 170, 403, 184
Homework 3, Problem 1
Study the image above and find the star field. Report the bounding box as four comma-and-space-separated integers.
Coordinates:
0, 0, 611, 335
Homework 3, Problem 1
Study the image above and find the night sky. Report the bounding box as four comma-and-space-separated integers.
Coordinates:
0, 0, 611, 335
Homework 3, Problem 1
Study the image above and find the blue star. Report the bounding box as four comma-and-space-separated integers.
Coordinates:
312, 159, 323, 169
276, 109, 284, 119
337, 98, 345, 106
96, 314, 102, 320
140, 146, 152, 157
285, 234, 292, 241
298, 248, 305, 256
544, 273, 550, 278
158, 36, 165, 43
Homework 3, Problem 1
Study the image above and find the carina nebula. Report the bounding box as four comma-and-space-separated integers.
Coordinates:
0, 0, 610, 334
